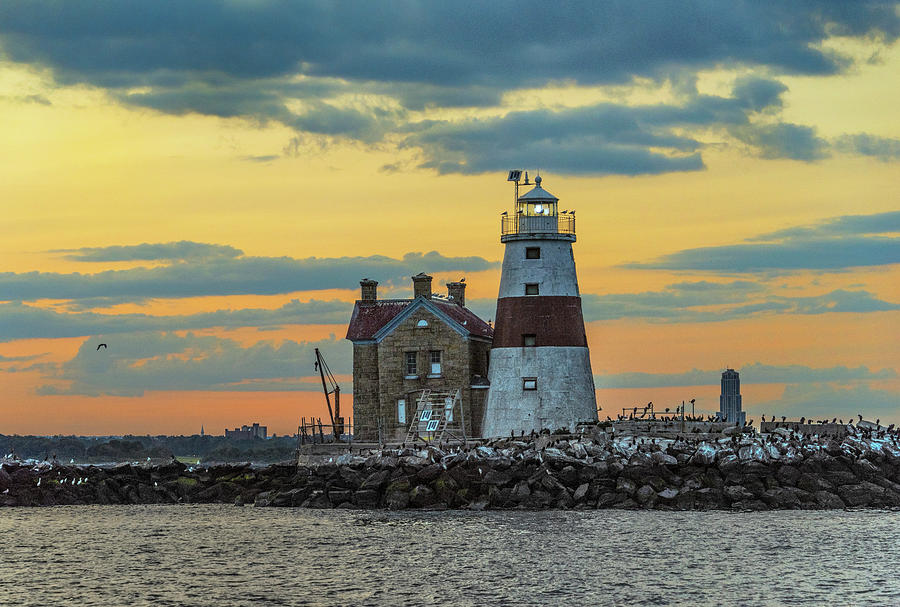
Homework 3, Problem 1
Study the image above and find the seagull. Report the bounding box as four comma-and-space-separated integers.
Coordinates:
96, 343, 107, 350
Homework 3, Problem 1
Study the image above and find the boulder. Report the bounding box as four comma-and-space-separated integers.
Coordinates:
353, 489, 380, 508
616, 477, 637, 496
635, 485, 656, 506
572, 483, 590, 504
814, 491, 845, 509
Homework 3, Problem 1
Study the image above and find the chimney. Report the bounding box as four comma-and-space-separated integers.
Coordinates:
411, 273, 432, 299
447, 281, 466, 306
360, 278, 378, 302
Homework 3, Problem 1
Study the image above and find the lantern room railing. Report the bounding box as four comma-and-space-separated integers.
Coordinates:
501, 213, 575, 236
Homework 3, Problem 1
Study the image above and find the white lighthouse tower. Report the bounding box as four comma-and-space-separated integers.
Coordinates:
482, 172, 598, 437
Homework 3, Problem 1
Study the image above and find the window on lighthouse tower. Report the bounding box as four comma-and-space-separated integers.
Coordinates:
525, 283, 539, 295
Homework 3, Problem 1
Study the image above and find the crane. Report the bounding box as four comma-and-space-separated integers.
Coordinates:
314, 348, 344, 438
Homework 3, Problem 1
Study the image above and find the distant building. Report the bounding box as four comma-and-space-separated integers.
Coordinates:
225, 423, 267, 439
719, 369, 746, 425
346, 273, 494, 441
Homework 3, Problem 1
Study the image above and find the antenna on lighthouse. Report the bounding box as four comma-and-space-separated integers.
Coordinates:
507, 169, 524, 206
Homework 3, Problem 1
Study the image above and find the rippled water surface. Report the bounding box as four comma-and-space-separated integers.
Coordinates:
2, 506, 899, 606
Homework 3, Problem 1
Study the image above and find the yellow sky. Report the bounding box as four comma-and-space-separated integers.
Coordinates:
1, 10, 899, 434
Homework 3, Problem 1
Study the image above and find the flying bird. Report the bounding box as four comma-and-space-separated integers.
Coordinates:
96, 343, 107, 350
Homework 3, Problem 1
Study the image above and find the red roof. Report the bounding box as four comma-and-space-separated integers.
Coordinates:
346, 298, 493, 341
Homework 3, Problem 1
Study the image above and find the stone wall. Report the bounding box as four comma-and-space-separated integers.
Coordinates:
374, 307, 480, 441
351, 343, 379, 440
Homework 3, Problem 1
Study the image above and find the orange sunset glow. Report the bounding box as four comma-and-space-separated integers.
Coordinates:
1, 3, 898, 436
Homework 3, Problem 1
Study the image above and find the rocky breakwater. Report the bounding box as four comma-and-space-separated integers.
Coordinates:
3, 430, 900, 511
0, 460, 299, 507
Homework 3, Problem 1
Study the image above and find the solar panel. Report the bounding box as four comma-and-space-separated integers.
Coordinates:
507, 170, 522, 182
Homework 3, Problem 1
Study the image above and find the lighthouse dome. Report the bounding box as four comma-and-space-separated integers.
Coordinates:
517, 176, 558, 202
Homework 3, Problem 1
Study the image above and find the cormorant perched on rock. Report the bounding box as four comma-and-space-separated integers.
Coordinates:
800, 417, 806, 424
858, 414, 863, 422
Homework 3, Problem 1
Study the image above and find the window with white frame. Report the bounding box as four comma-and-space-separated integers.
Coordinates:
523, 377, 537, 391
430, 350, 442, 375
405, 351, 417, 376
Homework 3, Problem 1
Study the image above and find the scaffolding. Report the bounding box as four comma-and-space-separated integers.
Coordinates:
404, 389, 467, 446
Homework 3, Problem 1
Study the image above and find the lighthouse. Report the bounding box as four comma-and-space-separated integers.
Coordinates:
482, 173, 598, 437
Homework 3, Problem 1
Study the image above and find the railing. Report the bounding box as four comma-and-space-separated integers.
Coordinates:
501, 213, 575, 236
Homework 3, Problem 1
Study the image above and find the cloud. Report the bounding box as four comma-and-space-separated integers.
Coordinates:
834, 133, 900, 161
0, 247, 498, 302
595, 362, 897, 389
626, 210, 900, 272
751, 210, 900, 241
58, 241, 243, 262
405, 77, 798, 175
0, 299, 353, 342
730, 122, 829, 161
33, 332, 352, 397
2, 2, 898, 174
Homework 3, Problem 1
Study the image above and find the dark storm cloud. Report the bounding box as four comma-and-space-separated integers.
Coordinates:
405, 77, 792, 174
0, 247, 498, 302
3, 2, 897, 91
626, 211, 900, 272
2, 2, 899, 174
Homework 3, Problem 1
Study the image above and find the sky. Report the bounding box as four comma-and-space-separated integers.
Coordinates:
1, 1, 898, 436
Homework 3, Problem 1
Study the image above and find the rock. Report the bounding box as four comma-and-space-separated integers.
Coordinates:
690, 443, 717, 466
415, 463, 443, 484
482, 468, 513, 486
797, 473, 832, 494
776, 465, 801, 486
596, 492, 623, 508
651, 452, 677, 466
353, 489, 380, 508
301, 491, 332, 509
328, 489, 353, 506
814, 491, 845, 509
838, 482, 883, 507
557, 465, 579, 487
385, 489, 410, 510
724, 485, 754, 502
572, 483, 589, 503
657, 488, 679, 500
616, 477, 637, 496
409, 485, 435, 508
635, 485, 656, 506
0, 468, 10, 492
361, 469, 391, 490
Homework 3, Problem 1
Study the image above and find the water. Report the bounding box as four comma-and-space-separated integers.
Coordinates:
2, 506, 899, 606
